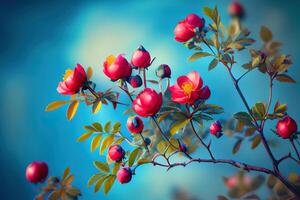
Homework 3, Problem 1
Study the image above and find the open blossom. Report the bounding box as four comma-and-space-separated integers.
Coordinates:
132, 88, 162, 117
57, 64, 87, 95
169, 71, 210, 104
174, 14, 205, 42
103, 54, 132, 81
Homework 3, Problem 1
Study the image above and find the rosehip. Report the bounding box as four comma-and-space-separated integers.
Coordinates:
108, 145, 125, 162
127, 75, 143, 88
26, 161, 48, 184
144, 137, 151, 146
117, 167, 132, 184
228, 1, 245, 19
276, 116, 298, 139
131, 45, 151, 68
155, 64, 171, 79
199, 86, 211, 100
210, 121, 223, 138
126, 116, 144, 134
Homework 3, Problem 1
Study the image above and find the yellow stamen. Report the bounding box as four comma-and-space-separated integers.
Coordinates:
182, 82, 194, 95
63, 69, 74, 81
106, 55, 116, 66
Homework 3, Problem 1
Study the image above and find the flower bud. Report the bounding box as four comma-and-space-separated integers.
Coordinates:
155, 64, 171, 79
127, 75, 143, 88
108, 145, 125, 162
26, 161, 48, 183
276, 116, 298, 139
131, 45, 151, 68
117, 167, 132, 184
199, 86, 211, 100
210, 121, 223, 138
228, 1, 245, 19
126, 116, 144, 134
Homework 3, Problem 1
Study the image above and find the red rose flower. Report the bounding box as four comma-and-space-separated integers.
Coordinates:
210, 121, 223, 138
132, 88, 162, 117
26, 161, 48, 183
174, 14, 205, 42
169, 71, 210, 104
276, 116, 298, 139
57, 64, 87, 95
117, 167, 132, 184
108, 145, 125, 162
228, 1, 245, 18
131, 45, 151, 68
127, 116, 144, 134
103, 54, 132, 81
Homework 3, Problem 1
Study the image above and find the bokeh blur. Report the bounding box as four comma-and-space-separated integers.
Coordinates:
1, 0, 300, 199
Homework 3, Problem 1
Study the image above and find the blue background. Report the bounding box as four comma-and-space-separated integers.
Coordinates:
1, 0, 300, 199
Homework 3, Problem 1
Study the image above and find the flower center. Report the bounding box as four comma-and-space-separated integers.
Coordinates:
63, 69, 74, 81
106, 55, 116, 67
182, 82, 194, 95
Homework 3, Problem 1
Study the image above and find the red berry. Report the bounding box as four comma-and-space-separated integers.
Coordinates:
117, 167, 132, 184
210, 121, 223, 138
276, 116, 298, 139
228, 1, 245, 18
26, 161, 48, 183
128, 75, 143, 88
127, 116, 144, 134
131, 45, 151, 68
108, 145, 125, 162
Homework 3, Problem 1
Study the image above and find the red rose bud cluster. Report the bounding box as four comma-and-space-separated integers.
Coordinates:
131, 45, 151, 69
276, 116, 298, 139
228, 1, 245, 19
127, 116, 144, 134
57, 64, 87, 95
174, 14, 205, 42
132, 88, 163, 117
156, 64, 171, 79
127, 75, 143, 88
26, 161, 48, 184
117, 167, 132, 184
108, 144, 125, 162
169, 71, 210, 105
103, 54, 132, 81
210, 121, 223, 138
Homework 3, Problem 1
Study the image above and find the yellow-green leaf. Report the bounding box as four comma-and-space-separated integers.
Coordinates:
67, 100, 79, 121
188, 52, 212, 62
104, 121, 111, 133
84, 125, 97, 132
112, 122, 121, 134
66, 187, 81, 196
48, 190, 60, 200
45, 100, 69, 112
77, 131, 93, 142
91, 134, 102, 152
92, 100, 102, 114
88, 173, 103, 187
103, 176, 116, 194
93, 161, 110, 173
170, 119, 191, 135
251, 135, 261, 149
112, 163, 121, 175
62, 167, 70, 181
64, 175, 74, 186
100, 134, 114, 154
128, 148, 141, 167
87, 66, 93, 80
232, 139, 242, 154
275, 74, 296, 83
94, 175, 109, 192
137, 158, 151, 165
92, 122, 103, 132
203, 7, 214, 20
260, 26, 273, 42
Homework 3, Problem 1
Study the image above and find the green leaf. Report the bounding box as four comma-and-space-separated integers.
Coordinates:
104, 121, 111, 133
84, 125, 97, 132
252, 102, 266, 120
91, 134, 102, 152
66, 100, 79, 121
93, 161, 110, 173
260, 26, 273, 42
48, 190, 60, 200
92, 122, 103, 132
234, 112, 253, 126
208, 58, 218, 71
245, 127, 256, 137
112, 122, 121, 134
275, 74, 296, 83
188, 52, 212, 62
103, 176, 116, 194
252, 56, 261, 67
94, 175, 109, 192
112, 163, 121, 175
274, 103, 287, 113
232, 139, 242, 154
251, 135, 261, 149
100, 134, 115, 154
128, 148, 141, 167
62, 167, 70, 181
137, 158, 152, 165
77, 131, 93, 142
45, 100, 69, 112
66, 187, 81, 196
92, 100, 102, 114
203, 7, 214, 20
170, 118, 191, 135
88, 173, 104, 187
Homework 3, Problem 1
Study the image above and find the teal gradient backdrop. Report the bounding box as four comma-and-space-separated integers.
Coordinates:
1, 0, 300, 199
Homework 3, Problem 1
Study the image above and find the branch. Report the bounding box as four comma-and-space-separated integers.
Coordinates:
290, 138, 300, 161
